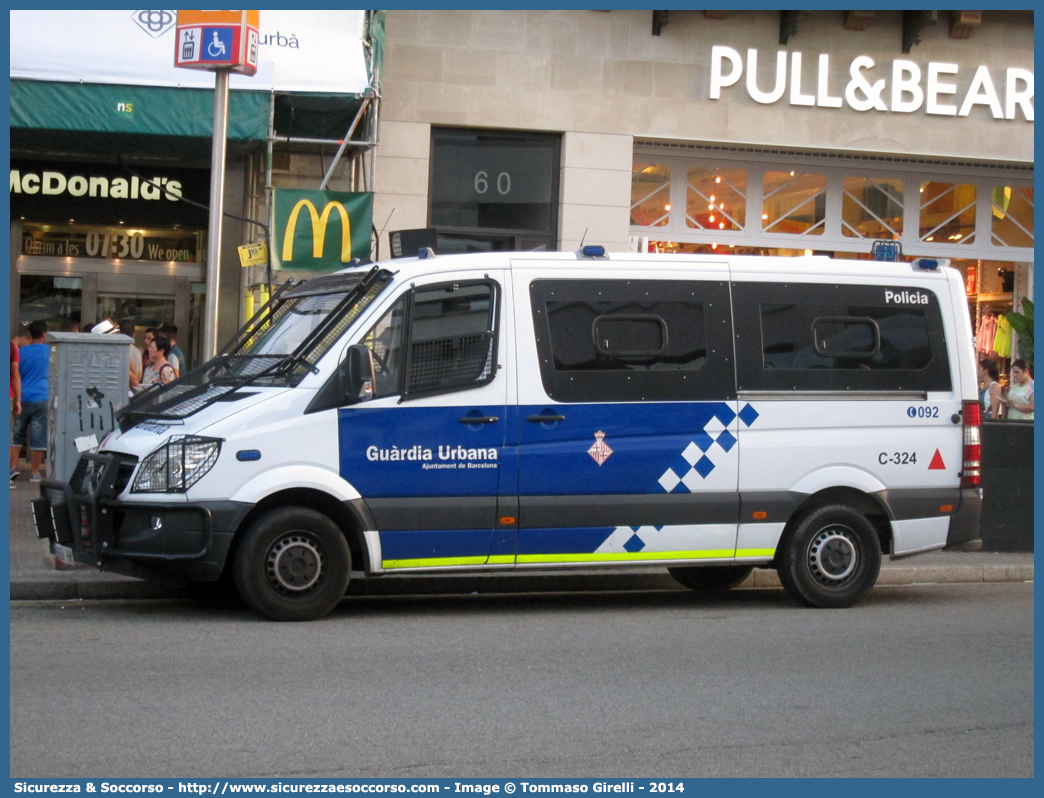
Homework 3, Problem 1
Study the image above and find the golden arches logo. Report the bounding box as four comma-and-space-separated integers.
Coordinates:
281, 199, 352, 263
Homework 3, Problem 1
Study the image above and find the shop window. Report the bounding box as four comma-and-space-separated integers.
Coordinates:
530, 279, 735, 403
990, 186, 1034, 249
430, 129, 559, 251
919, 182, 976, 244
18, 275, 82, 330
686, 167, 746, 231
762, 170, 826, 236
630, 163, 671, 227
841, 177, 904, 240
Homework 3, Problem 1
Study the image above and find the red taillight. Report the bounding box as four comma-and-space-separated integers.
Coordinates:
961, 399, 981, 488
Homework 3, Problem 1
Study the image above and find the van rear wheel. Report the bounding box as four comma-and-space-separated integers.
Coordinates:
777, 504, 881, 608
233, 507, 351, 621
668, 564, 754, 593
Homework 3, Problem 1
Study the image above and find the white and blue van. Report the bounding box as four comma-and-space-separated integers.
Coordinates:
35, 249, 983, 620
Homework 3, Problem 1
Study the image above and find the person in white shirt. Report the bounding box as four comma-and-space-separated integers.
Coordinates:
119, 320, 142, 395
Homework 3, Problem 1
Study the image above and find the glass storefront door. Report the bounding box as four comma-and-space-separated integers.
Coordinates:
96, 293, 177, 351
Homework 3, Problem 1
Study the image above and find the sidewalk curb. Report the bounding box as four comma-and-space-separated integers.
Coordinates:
10, 563, 1033, 603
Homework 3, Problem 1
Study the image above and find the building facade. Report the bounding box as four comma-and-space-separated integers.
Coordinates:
374, 9, 1034, 363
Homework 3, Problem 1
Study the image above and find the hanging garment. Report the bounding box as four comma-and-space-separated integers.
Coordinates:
977, 313, 997, 355
993, 314, 1013, 359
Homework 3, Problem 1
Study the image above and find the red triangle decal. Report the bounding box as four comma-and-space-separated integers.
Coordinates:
928, 449, 946, 470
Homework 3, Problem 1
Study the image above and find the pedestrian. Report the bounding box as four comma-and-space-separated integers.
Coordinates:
140, 335, 177, 388
142, 327, 157, 370
119, 320, 142, 395
159, 323, 184, 376
1002, 359, 1034, 420
12, 323, 30, 349
9, 320, 49, 483
978, 358, 1002, 419
10, 337, 22, 488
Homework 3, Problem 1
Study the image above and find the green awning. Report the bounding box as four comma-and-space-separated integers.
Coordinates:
11, 79, 370, 162
10, 80, 270, 140
272, 93, 368, 141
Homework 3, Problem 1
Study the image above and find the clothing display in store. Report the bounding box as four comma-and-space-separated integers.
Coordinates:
976, 311, 998, 355
992, 314, 1013, 359
975, 308, 1017, 361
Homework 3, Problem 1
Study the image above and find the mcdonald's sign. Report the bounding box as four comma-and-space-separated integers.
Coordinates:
274, 188, 373, 271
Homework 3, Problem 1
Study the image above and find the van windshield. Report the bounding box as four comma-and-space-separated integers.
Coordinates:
239, 292, 351, 357
120, 267, 392, 427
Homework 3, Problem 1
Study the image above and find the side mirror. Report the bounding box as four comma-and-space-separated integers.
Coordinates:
339, 344, 377, 404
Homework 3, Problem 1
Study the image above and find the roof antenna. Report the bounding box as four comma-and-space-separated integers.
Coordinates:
578, 228, 589, 249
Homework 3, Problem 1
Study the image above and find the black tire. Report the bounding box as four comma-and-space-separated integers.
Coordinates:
777, 504, 881, 608
232, 507, 351, 621
668, 564, 754, 593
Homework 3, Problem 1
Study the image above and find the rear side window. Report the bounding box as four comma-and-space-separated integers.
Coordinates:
733, 282, 951, 392
531, 279, 734, 402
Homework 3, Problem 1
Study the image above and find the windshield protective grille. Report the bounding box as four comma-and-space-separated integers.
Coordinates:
126, 355, 288, 420
286, 278, 391, 383
120, 267, 392, 427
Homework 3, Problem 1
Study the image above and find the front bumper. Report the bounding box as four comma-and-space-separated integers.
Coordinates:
34, 452, 251, 584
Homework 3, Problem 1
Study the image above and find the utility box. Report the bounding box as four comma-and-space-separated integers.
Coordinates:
45, 332, 131, 483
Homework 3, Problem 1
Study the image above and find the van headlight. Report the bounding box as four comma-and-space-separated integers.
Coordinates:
132, 436, 222, 493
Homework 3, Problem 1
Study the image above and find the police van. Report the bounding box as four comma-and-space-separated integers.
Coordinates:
35, 249, 982, 620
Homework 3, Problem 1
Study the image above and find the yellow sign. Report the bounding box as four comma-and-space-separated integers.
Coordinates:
281, 200, 352, 263
238, 241, 268, 268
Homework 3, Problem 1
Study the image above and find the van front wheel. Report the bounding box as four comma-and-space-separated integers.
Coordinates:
777, 504, 881, 608
233, 507, 351, 621
668, 565, 754, 593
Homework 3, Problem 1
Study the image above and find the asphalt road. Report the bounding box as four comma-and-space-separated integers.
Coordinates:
10, 582, 1034, 778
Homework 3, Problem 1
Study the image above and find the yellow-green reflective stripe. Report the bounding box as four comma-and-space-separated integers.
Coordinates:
736, 548, 776, 558
383, 556, 489, 569
516, 550, 735, 564
382, 549, 774, 570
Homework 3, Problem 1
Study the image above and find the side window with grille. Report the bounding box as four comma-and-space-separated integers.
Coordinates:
401, 281, 499, 399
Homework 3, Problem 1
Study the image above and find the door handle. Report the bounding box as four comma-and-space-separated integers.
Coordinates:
458, 416, 499, 424
526, 414, 566, 423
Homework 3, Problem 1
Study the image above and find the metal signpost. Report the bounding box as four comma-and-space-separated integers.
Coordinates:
174, 10, 259, 359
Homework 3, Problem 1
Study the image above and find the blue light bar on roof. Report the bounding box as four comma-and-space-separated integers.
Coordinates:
912, 258, 945, 270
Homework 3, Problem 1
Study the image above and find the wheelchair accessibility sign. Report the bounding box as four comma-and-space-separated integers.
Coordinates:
174, 10, 259, 76
178, 27, 233, 63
